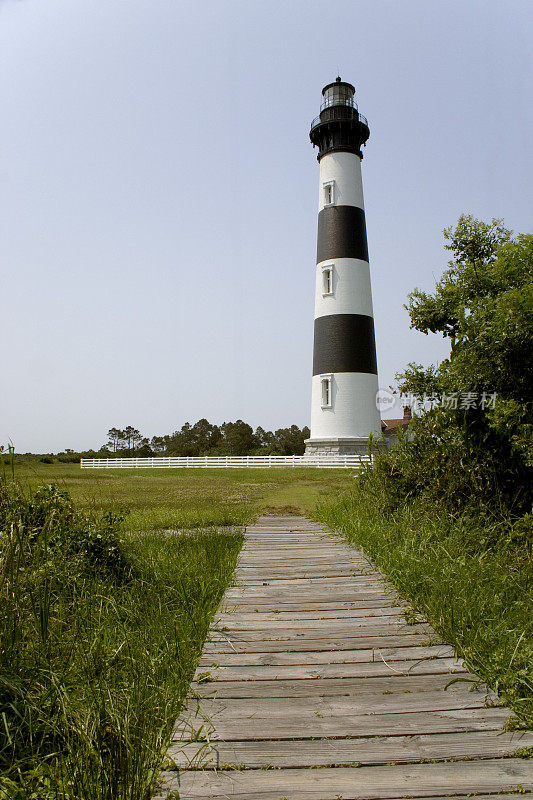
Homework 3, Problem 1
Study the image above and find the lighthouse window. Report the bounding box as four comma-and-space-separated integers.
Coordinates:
322, 266, 334, 296
321, 375, 332, 408
323, 181, 335, 206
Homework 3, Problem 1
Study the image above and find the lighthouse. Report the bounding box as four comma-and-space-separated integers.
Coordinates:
304, 78, 381, 457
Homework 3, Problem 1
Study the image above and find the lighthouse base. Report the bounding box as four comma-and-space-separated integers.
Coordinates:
304, 437, 374, 457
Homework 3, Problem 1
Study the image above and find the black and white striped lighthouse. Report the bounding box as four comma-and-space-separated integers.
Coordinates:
304, 78, 381, 456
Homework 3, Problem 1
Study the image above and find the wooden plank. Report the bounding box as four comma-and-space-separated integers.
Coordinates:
189, 673, 479, 699
241, 545, 349, 551
168, 729, 533, 769
193, 656, 467, 682
156, 758, 533, 799
175, 707, 509, 742
212, 616, 419, 634
219, 598, 407, 611
213, 612, 409, 628
214, 606, 407, 621
237, 554, 366, 561
228, 577, 391, 587
243, 536, 334, 539
222, 592, 399, 604
208, 623, 433, 642
238, 570, 375, 577
228, 576, 391, 586
240, 546, 356, 552
240, 554, 365, 560
202, 634, 441, 654
216, 605, 407, 618
199, 645, 454, 667
225, 581, 394, 591
180, 689, 491, 725
234, 573, 383, 582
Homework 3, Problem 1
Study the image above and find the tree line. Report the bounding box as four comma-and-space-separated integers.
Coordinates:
104, 420, 311, 457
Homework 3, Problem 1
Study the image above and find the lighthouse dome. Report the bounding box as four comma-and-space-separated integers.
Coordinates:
321, 77, 356, 110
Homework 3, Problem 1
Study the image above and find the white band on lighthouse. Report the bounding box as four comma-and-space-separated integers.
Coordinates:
305, 79, 381, 457
318, 152, 365, 212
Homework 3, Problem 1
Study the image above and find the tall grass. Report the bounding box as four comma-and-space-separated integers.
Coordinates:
316, 484, 533, 727
0, 481, 243, 799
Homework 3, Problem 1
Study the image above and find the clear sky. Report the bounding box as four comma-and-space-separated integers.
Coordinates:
1, 0, 532, 453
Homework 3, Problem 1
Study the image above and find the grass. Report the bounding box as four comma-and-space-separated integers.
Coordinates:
0, 481, 243, 799
11, 462, 355, 530
7, 454, 530, 799
0, 463, 353, 799
316, 484, 533, 728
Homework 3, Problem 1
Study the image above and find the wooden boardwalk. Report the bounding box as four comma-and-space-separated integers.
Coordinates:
155, 515, 533, 799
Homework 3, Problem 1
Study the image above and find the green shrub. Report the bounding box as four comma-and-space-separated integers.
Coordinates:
367, 407, 532, 518
0, 481, 243, 799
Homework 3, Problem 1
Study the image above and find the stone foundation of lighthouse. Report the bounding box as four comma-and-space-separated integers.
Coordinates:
305, 78, 381, 457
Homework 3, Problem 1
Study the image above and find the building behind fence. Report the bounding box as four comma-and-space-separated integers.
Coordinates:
80, 454, 371, 470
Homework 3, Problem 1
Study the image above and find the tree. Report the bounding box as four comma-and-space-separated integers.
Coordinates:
107, 427, 122, 453
402, 216, 533, 407
120, 426, 144, 452
273, 425, 310, 455
220, 421, 258, 455
165, 420, 222, 456
150, 435, 168, 453
101, 419, 312, 458
393, 215, 533, 514
190, 418, 222, 453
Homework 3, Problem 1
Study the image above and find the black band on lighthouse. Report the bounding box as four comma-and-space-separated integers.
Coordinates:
316, 206, 369, 264
313, 313, 377, 376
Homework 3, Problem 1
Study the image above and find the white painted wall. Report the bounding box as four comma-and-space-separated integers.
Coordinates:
314, 258, 373, 318
310, 146, 380, 445
318, 151, 364, 211
310, 372, 381, 440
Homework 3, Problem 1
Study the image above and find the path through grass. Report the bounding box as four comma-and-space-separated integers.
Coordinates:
1, 464, 354, 798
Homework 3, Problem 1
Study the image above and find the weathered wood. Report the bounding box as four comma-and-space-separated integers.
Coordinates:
202, 634, 442, 656
180, 688, 492, 725
156, 758, 533, 799
215, 606, 407, 622
169, 729, 533, 770
219, 598, 406, 611
238, 571, 376, 579
156, 515, 532, 800
227, 578, 392, 589
239, 555, 376, 564
194, 656, 467, 682
238, 551, 362, 558
175, 706, 509, 742
213, 612, 410, 629
199, 644, 453, 667
208, 623, 433, 643
189, 673, 481, 698
224, 594, 399, 605
212, 616, 422, 635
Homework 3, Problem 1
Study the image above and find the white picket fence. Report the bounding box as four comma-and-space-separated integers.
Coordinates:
80, 454, 371, 470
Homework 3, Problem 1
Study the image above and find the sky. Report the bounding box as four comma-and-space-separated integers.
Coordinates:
1, 0, 532, 453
